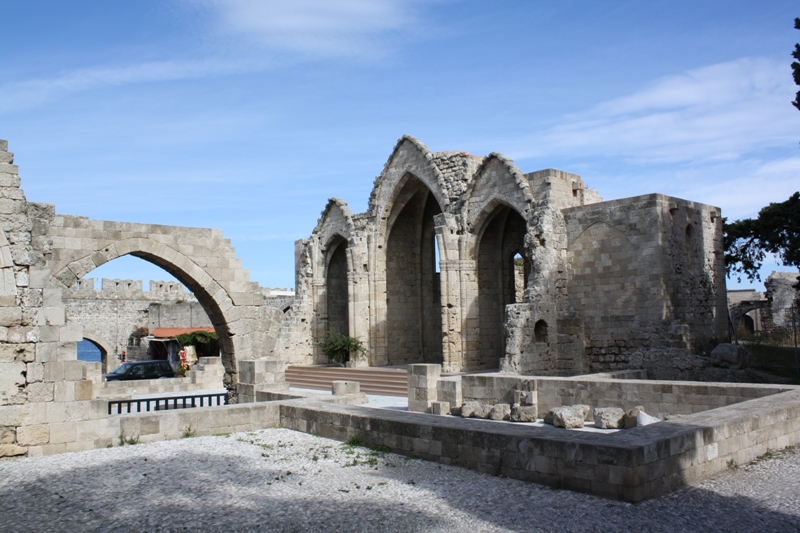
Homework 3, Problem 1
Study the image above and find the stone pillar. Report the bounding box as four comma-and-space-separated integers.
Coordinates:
236, 358, 287, 403
437, 376, 462, 414
407, 363, 440, 412
331, 380, 360, 395
435, 214, 464, 373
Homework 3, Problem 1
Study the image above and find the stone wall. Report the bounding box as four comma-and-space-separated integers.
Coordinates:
63, 277, 211, 365
279, 387, 800, 502
563, 194, 727, 371
282, 135, 727, 375
0, 138, 286, 458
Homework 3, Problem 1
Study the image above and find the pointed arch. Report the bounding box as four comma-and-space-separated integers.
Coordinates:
383, 173, 444, 366
367, 135, 450, 234
465, 153, 535, 233
314, 198, 356, 247
474, 202, 528, 369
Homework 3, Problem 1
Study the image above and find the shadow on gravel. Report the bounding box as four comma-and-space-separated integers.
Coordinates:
0, 446, 450, 533
365, 455, 800, 533
1, 443, 798, 533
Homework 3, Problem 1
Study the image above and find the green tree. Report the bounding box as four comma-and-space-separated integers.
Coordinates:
794, 18, 800, 111
724, 192, 800, 286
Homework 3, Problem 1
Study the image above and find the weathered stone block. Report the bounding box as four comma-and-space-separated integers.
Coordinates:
510, 404, 538, 422
460, 400, 481, 418
431, 401, 450, 415
26, 382, 54, 403
489, 403, 511, 420
332, 380, 359, 395
550, 405, 591, 429
0, 425, 15, 444
0, 307, 22, 327
75, 380, 93, 401
710, 344, 751, 370
0, 443, 26, 457
624, 406, 645, 429
594, 407, 625, 429
437, 377, 462, 407
17, 423, 49, 446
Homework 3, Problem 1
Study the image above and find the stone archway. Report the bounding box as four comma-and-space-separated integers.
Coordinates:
385, 175, 444, 366
45, 218, 283, 399
325, 236, 349, 337
476, 204, 527, 369
79, 334, 112, 374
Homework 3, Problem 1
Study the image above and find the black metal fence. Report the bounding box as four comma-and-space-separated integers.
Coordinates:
108, 393, 227, 415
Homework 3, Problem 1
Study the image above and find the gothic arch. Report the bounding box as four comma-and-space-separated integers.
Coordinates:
368, 135, 450, 239
383, 174, 444, 366
464, 153, 534, 233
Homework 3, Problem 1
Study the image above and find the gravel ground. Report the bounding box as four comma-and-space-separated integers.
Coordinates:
0, 429, 798, 533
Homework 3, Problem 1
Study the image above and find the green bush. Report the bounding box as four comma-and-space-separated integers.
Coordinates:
317, 331, 365, 365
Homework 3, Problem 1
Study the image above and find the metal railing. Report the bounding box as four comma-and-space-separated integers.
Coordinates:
108, 392, 227, 415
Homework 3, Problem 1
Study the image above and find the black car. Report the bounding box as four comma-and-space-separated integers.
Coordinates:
105, 360, 175, 381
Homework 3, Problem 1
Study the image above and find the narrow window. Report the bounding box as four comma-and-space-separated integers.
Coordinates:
534, 320, 548, 343
434, 234, 441, 273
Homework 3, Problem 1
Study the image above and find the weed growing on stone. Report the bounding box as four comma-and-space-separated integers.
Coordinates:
118, 432, 139, 446
181, 426, 196, 438
346, 436, 363, 447
727, 458, 737, 470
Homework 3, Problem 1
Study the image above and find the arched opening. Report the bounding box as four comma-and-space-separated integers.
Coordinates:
385, 175, 443, 366
740, 315, 756, 335
325, 236, 349, 337
477, 205, 528, 369
534, 320, 548, 343
58, 249, 233, 388
77, 337, 110, 373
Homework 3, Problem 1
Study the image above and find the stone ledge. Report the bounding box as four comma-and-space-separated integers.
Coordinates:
278, 388, 800, 502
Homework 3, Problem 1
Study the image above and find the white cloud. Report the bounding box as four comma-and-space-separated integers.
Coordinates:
0, 57, 265, 113
200, 0, 422, 58
676, 156, 800, 220
512, 58, 800, 164
1, 1, 425, 113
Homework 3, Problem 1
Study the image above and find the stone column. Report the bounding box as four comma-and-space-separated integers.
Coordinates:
407, 363, 441, 412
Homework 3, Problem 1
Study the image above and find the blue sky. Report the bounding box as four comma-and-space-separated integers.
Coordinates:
2, 1, 798, 292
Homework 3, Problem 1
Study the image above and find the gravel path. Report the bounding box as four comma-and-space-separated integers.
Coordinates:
1, 429, 798, 533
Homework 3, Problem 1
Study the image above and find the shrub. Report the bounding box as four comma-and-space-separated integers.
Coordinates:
317, 331, 365, 365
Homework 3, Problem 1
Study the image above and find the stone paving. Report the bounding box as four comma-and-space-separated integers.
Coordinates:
0, 428, 797, 533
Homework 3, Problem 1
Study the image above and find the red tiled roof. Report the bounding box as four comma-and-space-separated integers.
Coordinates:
149, 327, 215, 338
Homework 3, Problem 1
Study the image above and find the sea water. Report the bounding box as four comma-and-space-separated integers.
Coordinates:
76, 339, 102, 362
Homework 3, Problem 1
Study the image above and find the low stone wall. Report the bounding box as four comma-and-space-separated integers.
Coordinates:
9, 390, 366, 457
535, 378, 794, 419
411, 368, 794, 420
279, 388, 800, 502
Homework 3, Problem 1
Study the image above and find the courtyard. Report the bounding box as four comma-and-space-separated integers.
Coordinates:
0, 428, 798, 533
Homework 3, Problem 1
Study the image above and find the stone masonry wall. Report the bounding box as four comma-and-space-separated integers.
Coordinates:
64, 277, 209, 362
295, 135, 727, 374
0, 138, 285, 458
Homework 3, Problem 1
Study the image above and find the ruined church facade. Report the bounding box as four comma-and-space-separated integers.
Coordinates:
277, 135, 728, 374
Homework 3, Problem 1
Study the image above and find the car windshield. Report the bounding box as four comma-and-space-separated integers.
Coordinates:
110, 363, 134, 375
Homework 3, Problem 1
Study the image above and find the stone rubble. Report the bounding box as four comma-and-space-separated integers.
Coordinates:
550, 404, 591, 429
593, 407, 626, 429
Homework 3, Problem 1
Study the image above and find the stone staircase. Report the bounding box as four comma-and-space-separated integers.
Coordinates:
286, 365, 409, 397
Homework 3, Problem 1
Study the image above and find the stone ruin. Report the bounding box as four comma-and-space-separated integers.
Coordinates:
729, 271, 799, 338
1, 135, 798, 503
276, 134, 728, 374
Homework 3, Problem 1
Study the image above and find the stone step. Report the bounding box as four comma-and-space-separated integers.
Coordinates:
286, 365, 408, 397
